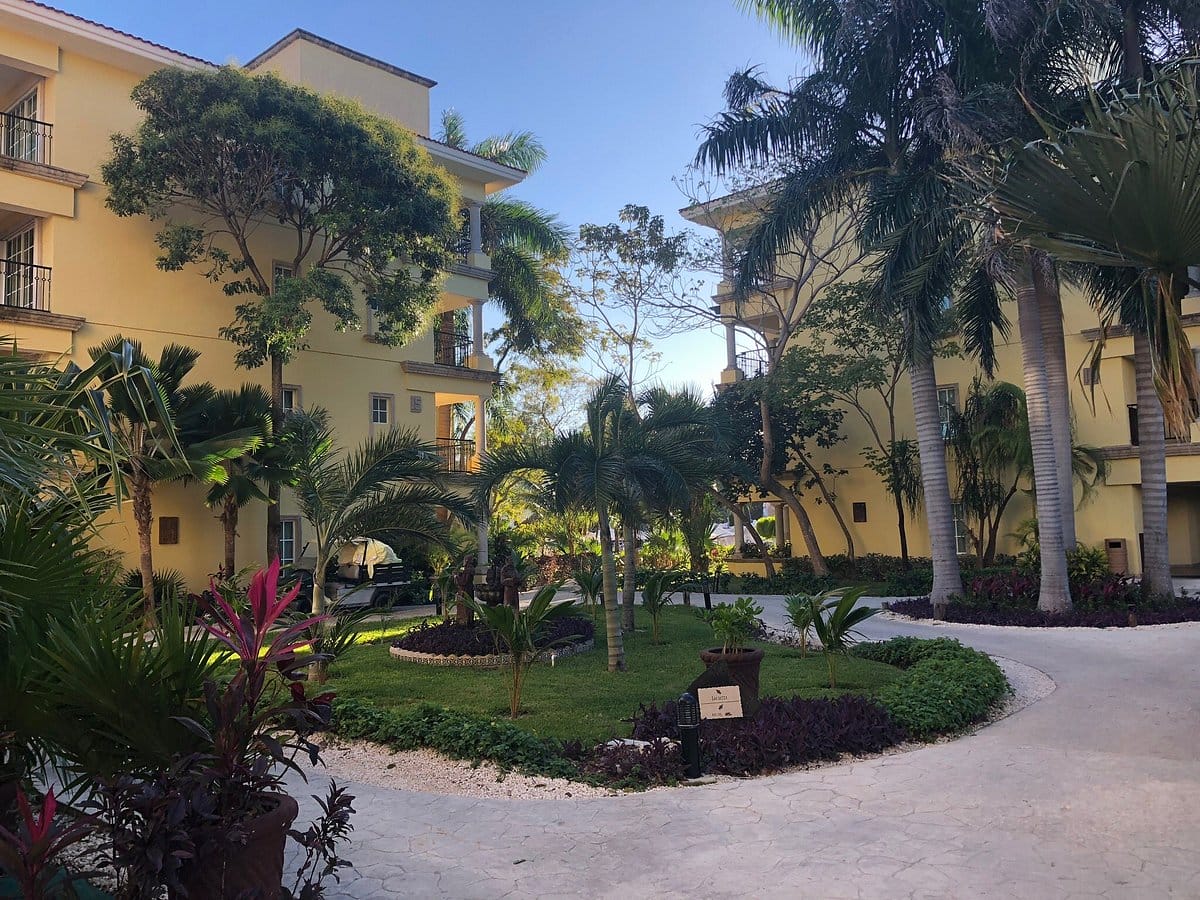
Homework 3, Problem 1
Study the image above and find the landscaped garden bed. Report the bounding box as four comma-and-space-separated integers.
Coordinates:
886, 569, 1200, 627
324, 607, 1011, 789
389, 616, 595, 667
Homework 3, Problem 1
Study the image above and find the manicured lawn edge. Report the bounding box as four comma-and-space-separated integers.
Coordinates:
329, 637, 1011, 788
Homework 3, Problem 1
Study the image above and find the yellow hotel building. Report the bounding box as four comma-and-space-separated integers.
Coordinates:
0, 0, 517, 588
684, 192, 1200, 577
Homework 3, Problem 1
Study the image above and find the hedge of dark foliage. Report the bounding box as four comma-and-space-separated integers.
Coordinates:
628, 695, 905, 779
886, 594, 1200, 627
391, 616, 595, 656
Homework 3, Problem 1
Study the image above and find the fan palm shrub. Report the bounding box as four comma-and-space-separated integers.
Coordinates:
572, 561, 605, 619
639, 570, 681, 644
468, 586, 579, 718
88, 336, 263, 620
286, 408, 475, 679
990, 63, 1200, 596
812, 589, 879, 688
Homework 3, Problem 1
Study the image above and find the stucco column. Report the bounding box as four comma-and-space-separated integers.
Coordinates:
468, 201, 483, 254
733, 512, 745, 554
468, 299, 493, 370
725, 321, 737, 369
474, 394, 489, 568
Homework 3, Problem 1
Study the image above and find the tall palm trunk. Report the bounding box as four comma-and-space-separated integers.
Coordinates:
621, 521, 637, 631
131, 467, 157, 625
596, 506, 626, 672
1134, 333, 1171, 596
909, 351, 962, 616
1033, 257, 1076, 549
309, 559, 330, 683
1016, 262, 1072, 612
266, 352, 284, 564
220, 495, 238, 577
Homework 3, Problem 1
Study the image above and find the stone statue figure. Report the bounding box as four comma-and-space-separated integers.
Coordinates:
501, 557, 521, 610
454, 553, 477, 625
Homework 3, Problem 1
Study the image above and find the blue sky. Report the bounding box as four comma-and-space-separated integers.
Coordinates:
67, 0, 801, 390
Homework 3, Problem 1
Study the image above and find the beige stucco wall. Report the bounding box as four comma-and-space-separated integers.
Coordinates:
0, 16, 501, 589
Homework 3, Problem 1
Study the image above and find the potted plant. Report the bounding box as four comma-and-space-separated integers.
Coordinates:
175, 559, 333, 898
700, 597, 766, 704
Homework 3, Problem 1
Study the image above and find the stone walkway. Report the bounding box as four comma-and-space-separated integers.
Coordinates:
289, 597, 1200, 899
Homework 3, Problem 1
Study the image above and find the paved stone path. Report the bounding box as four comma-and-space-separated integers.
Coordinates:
289, 597, 1200, 898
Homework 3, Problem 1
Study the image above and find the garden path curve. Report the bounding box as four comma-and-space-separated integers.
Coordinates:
289, 597, 1200, 899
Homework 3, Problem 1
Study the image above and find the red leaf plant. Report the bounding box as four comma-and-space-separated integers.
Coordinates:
0, 788, 92, 899
180, 558, 333, 820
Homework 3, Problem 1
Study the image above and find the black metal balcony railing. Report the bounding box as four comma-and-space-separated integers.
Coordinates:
434, 329, 473, 367
735, 348, 770, 378
1, 259, 51, 311
436, 437, 475, 473
1, 112, 52, 166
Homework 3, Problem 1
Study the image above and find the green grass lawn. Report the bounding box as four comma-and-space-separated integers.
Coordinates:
326, 605, 904, 745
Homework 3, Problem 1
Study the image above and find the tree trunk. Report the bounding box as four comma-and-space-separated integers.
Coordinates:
132, 469, 157, 625
909, 351, 962, 615
757, 390, 828, 574
309, 558, 329, 683
221, 496, 238, 577
892, 484, 910, 565
1016, 261, 1072, 612
266, 352, 284, 565
1134, 332, 1172, 597
597, 506, 626, 672
801, 456, 855, 559
1033, 257, 1077, 549
621, 520, 637, 632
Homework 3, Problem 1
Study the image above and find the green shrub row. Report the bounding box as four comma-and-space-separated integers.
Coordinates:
855, 637, 1010, 739
331, 698, 579, 780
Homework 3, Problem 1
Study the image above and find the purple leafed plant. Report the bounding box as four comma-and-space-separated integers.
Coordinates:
0, 788, 92, 899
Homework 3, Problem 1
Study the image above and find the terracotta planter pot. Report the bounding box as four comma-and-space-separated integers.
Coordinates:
699, 646, 765, 707
177, 792, 298, 899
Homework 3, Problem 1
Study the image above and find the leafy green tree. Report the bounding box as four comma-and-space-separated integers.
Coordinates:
88, 337, 260, 621
103, 66, 459, 562
793, 281, 939, 562
285, 409, 474, 679
711, 360, 848, 570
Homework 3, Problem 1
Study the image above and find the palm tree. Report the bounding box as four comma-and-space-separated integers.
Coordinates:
88, 337, 260, 621
285, 408, 476, 679
476, 377, 717, 671
695, 0, 1007, 613
990, 64, 1200, 596
437, 111, 578, 364
192, 385, 279, 577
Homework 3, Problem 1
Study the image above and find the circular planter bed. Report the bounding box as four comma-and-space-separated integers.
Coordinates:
390, 617, 595, 668
886, 596, 1200, 627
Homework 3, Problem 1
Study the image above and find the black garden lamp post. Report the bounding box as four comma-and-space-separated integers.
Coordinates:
677, 692, 702, 778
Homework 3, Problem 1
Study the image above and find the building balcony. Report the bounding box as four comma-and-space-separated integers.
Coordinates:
0, 110, 52, 167
436, 437, 476, 473
735, 348, 769, 378
1, 257, 50, 311
434, 328, 473, 367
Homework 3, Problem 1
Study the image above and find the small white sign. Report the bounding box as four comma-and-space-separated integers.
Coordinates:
698, 685, 743, 720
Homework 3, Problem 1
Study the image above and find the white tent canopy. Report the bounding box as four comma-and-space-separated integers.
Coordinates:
336, 538, 400, 577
